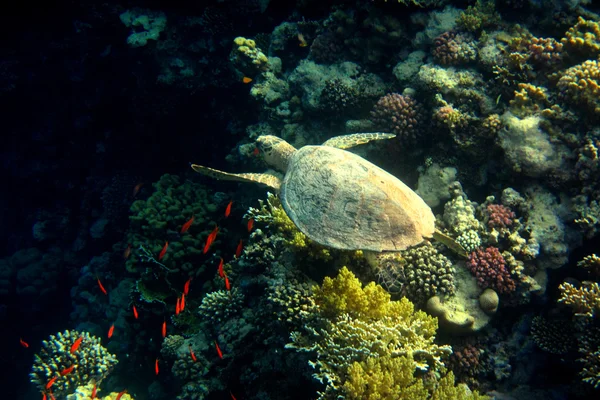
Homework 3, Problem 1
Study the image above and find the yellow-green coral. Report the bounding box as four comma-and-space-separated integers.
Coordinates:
67, 383, 134, 400
343, 355, 488, 400
314, 266, 393, 320
231, 36, 269, 75
288, 268, 489, 399
343, 355, 429, 399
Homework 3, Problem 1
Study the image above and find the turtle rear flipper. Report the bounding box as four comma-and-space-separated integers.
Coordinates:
322, 132, 396, 149
191, 164, 283, 191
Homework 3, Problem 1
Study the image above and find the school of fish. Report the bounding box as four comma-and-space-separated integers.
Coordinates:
22, 184, 253, 399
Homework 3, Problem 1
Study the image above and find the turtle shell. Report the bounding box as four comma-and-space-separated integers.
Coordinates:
280, 146, 435, 252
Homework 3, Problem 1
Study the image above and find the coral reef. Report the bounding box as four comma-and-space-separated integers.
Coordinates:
370, 93, 424, 144
467, 247, 516, 294
198, 288, 244, 325
432, 31, 477, 66
30, 330, 117, 398
287, 267, 487, 399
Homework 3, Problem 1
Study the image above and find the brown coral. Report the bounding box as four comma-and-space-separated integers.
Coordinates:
370, 93, 424, 144
557, 60, 600, 118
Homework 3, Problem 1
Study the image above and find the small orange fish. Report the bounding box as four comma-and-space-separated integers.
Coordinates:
91, 384, 97, 399
298, 33, 308, 47
20, 338, 29, 348
123, 244, 132, 259
225, 201, 233, 217
215, 341, 223, 359
60, 365, 75, 376
203, 226, 219, 254
158, 241, 169, 261
155, 358, 159, 375
175, 297, 181, 315
132, 182, 144, 198
115, 389, 127, 400
49, 393, 56, 400
235, 239, 243, 258
180, 215, 194, 234
253, 147, 260, 156
225, 274, 231, 292
217, 257, 224, 278
181, 293, 186, 311
97, 277, 108, 295
70, 336, 83, 353
242, 76, 252, 84
42, 393, 47, 400
132, 305, 139, 320
189, 345, 197, 362
183, 278, 192, 296
108, 324, 115, 339
230, 391, 238, 400
247, 218, 254, 232
162, 320, 167, 338
46, 376, 58, 390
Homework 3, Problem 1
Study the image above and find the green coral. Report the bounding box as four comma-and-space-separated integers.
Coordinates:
30, 330, 118, 398
198, 288, 244, 325
397, 243, 455, 305
126, 174, 216, 275
456, 0, 501, 33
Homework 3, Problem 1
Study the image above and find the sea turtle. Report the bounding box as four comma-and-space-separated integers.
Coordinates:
191, 133, 465, 255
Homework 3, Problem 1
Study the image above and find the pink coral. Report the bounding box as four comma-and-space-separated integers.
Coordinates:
467, 247, 516, 293
486, 204, 516, 229
370, 93, 424, 144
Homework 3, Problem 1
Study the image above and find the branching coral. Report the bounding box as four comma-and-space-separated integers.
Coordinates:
30, 330, 118, 398
561, 17, 600, 59
557, 60, 600, 118
558, 281, 600, 318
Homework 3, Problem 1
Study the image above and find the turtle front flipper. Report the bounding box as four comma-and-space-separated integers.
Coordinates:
191, 164, 283, 191
432, 229, 468, 258
321, 132, 396, 149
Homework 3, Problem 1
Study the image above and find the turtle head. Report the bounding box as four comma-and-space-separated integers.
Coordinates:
256, 135, 297, 172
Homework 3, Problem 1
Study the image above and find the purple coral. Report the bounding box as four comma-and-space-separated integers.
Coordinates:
432, 31, 477, 66
486, 204, 516, 229
467, 247, 516, 294
370, 93, 424, 144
